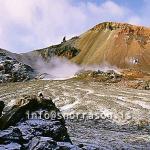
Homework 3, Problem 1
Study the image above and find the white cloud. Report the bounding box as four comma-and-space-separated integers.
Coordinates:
0, 0, 88, 52
0, 0, 148, 53
87, 0, 126, 17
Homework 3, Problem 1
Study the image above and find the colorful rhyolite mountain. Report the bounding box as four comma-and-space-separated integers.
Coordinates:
72, 22, 150, 72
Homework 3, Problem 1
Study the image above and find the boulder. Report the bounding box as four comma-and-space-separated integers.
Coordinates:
0, 143, 21, 150
0, 94, 65, 130
28, 137, 57, 149
0, 94, 99, 150
0, 53, 35, 83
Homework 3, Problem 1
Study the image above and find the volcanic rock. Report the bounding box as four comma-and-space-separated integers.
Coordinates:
75, 70, 122, 83
0, 52, 35, 83
0, 94, 99, 150
72, 22, 150, 72
0, 101, 5, 117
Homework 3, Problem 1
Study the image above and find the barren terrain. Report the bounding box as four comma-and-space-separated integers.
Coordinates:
1, 79, 150, 149
0, 21, 150, 149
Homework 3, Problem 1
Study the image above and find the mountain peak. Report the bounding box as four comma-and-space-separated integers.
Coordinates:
72, 22, 150, 72
90, 22, 150, 34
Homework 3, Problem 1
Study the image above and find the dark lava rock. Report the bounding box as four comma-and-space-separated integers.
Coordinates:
0, 94, 98, 150
0, 52, 35, 83
0, 101, 5, 117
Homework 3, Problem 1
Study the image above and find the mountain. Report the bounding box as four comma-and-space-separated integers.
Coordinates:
22, 22, 150, 72
1, 22, 150, 73
71, 22, 150, 72
17, 37, 80, 69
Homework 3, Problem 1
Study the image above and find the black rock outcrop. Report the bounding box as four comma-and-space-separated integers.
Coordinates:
0, 94, 98, 150
0, 101, 4, 117
0, 52, 35, 83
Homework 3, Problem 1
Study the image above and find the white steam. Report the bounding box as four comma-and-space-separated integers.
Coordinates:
35, 57, 81, 80
34, 57, 121, 80
84, 62, 121, 74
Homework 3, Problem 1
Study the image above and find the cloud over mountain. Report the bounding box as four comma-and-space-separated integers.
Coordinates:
0, 0, 148, 52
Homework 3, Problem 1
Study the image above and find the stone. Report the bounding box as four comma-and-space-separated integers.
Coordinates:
0, 127, 24, 144
0, 53, 35, 83
0, 143, 21, 150
28, 137, 57, 150
0, 94, 65, 130
0, 101, 5, 117
0, 93, 97, 150
75, 70, 122, 83
0, 94, 73, 149
57, 142, 80, 150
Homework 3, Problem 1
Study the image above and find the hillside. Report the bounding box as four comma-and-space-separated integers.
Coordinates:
72, 22, 150, 72
18, 37, 80, 69
1, 22, 150, 73
20, 22, 150, 72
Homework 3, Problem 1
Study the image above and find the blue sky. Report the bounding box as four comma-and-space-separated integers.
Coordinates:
0, 0, 150, 53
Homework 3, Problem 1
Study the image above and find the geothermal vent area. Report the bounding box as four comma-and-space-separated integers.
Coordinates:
0, 22, 150, 149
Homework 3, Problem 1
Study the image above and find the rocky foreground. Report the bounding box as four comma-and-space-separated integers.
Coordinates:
0, 79, 150, 149
0, 93, 98, 150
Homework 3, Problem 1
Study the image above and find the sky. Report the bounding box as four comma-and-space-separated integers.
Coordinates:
0, 0, 150, 53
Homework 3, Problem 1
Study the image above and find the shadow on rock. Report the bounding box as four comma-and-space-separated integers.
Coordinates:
0, 93, 98, 150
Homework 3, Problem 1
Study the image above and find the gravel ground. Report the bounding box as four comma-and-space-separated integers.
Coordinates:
0, 79, 150, 149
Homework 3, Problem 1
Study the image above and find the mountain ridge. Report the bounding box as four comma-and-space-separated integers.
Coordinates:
90, 22, 150, 32
72, 22, 150, 72
0, 22, 150, 72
